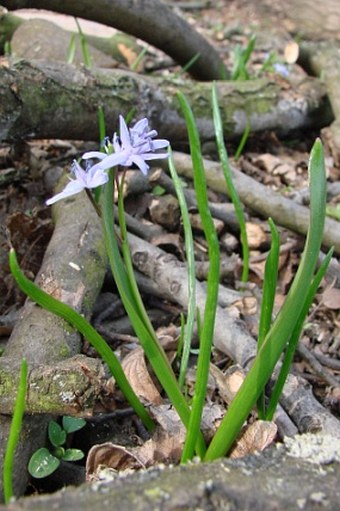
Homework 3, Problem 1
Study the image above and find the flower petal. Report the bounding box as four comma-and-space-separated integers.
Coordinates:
46, 179, 85, 205
130, 155, 150, 175
90, 151, 130, 172
82, 151, 107, 161
151, 139, 170, 150
119, 115, 131, 148
132, 118, 148, 134
141, 152, 169, 161
87, 168, 109, 187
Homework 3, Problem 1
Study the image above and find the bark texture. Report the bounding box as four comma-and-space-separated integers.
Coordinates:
168, 152, 340, 254
0, 181, 107, 502
298, 42, 340, 165
1, 0, 226, 80
1, 435, 339, 511
127, 231, 340, 437
0, 355, 106, 416
0, 59, 331, 143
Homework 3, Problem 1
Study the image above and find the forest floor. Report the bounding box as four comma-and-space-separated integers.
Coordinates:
0, 0, 339, 498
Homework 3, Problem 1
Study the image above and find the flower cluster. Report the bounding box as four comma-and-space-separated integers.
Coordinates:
46, 115, 169, 205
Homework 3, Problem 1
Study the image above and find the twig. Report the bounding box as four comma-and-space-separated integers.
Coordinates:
126, 230, 340, 436
296, 343, 340, 388
167, 152, 340, 253
313, 352, 340, 372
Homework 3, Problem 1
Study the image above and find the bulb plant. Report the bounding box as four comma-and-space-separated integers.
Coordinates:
5, 85, 331, 497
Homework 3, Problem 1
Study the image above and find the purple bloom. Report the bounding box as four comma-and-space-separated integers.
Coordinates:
83, 115, 170, 175
273, 62, 289, 78
46, 160, 109, 205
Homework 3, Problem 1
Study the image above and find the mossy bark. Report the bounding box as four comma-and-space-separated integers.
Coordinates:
0, 59, 331, 144
0, 183, 107, 502
0, 355, 105, 416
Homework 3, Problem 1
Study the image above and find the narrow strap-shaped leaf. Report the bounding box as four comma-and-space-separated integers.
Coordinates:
9, 248, 155, 432
257, 218, 280, 417
3, 358, 27, 503
205, 139, 327, 461
265, 246, 334, 420
168, 150, 197, 389
212, 82, 249, 282
177, 91, 220, 462
101, 172, 207, 458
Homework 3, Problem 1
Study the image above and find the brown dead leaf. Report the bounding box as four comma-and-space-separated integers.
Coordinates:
201, 403, 225, 442
149, 194, 180, 231
189, 213, 225, 234
122, 347, 163, 405
117, 43, 139, 68
255, 153, 282, 173
320, 286, 340, 310
232, 296, 258, 316
151, 232, 184, 258
246, 222, 267, 249
138, 428, 184, 466
86, 442, 145, 481
230, 420, 278, 459
210, 364, 245, 405
284, 41, 299, 64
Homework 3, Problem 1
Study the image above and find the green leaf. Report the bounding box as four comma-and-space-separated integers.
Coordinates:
152, 185, 166, 196
326, 203, 340, 220
48, 421, 66, 447
8, 248, 154, 432
205, 138, 327, 461
3, 358, 27, 503
62, 449, 85, 462
62, 416, 86, 434
28, 448, 60, 479
177, 91, 220, 462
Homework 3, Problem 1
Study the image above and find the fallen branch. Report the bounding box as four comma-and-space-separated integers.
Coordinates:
0, 355, 106, 416
0, 180, 107, 501
0, 59, 331, 143
0, 13, 143, 67
1, 0, 226, 80
168, 151, 340, 253
127, 230, 340, 436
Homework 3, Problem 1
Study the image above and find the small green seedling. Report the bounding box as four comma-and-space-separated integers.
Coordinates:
231, 34, 256, 81
28, 416, 86, 479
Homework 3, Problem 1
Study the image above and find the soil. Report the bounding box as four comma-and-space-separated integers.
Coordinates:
0, 0, 339, 500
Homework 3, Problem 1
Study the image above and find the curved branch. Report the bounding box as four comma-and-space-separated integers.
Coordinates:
1, 0, 227, 80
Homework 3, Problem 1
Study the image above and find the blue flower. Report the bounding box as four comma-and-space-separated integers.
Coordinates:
46, 160, 109, 205
46, 116, 169, 206
273, 62, 289, 78
82, 115, 170, 176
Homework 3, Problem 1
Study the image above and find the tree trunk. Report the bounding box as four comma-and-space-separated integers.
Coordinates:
0, 59, 331, 143
1, 0, 227, 81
